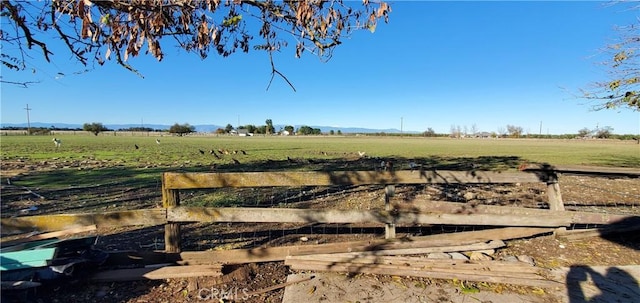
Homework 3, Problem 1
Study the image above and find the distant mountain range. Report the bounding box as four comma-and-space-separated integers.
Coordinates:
0, 122, 417, 134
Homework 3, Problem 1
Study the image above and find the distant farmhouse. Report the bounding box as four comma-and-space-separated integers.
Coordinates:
235, 129, 252, 137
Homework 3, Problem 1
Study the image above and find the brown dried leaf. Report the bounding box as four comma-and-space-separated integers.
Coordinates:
156, 41, 163, 61
81, 17, 90, 39
377, 2, 389, 18
77, 0, 85, 18
295, 42, 304, 58
212, 27, 219, 45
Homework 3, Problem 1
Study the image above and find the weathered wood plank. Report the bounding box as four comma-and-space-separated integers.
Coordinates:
0, 225, 97, 246
0, 209, 167, 235
162, 170, 542, 189
163, 172, 182, 253
547, 181, 565, 211
176, 227, 554, 265
384, 185, 396, 239
285, 240, 507, 261
393, 201, 636, 225
523, 164, 640, 177
556, 220, 640, 241
90, 264, 223, 282
167, 207, 569, 227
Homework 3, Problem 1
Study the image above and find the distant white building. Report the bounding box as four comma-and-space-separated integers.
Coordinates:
237, 129, 253, 136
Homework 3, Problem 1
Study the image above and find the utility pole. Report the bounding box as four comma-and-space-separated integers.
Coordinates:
539, 121, 542, 136
24, 104, 32, 135
400, 117, 403, 137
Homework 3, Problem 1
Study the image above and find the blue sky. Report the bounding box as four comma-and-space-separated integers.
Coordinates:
1, 1, 639, 134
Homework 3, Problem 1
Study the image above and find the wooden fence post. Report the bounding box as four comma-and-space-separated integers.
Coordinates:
385, 185, 396, 239
546, 171, 565, 212
162, 173, 182, 253
545, 170, 566, 235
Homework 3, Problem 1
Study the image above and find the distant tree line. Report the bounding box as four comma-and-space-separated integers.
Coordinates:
117, 127, 165, 132
213, 119, 330, 136
436, 124, 637, 140
4, 120, 636, 140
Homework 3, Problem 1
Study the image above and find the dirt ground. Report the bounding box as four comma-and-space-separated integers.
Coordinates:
1, 159, 639, 303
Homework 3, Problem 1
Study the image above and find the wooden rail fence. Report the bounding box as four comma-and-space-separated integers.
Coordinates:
2, 165, 638, 253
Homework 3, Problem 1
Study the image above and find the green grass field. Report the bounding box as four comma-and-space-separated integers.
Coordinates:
2, 134, 639, 168
1, 134, 638, 191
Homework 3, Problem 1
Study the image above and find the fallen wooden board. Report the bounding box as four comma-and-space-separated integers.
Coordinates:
0, 225, 97, 246
90, 264, 223, 282
281, 240, 506, 259
556, 219, 640, 241
176, 227, 553, 265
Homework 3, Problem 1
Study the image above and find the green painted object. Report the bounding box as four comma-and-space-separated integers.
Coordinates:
0, 238, 63, 253
0, 247, 57, 271
0, 236, 97, 272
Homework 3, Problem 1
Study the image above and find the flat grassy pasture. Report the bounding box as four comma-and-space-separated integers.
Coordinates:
1, 134, 638, 214
2, 134, 638, 168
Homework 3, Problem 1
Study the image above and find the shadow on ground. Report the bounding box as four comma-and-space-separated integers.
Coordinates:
566, 216, 640, 302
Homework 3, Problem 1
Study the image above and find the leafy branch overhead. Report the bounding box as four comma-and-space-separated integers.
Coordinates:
582, 14, 640, 112
1, 0, 391, 87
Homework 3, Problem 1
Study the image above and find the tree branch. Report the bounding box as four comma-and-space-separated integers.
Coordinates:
50, 3, 89, 66
266, 50, 295, 92
0, 79, 40, 88
2, 1, 53, 62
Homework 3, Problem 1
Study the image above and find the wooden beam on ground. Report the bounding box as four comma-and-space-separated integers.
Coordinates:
162, 170, 542, 190
0, 209, 167, 235
175, 227, 553, 265
285, 240, 506, 259
168, 207, 569, 227
0, 225, 97, 245
556, 220, 640, 241
285, 256, 561, 288
90, 264, 223, 282
393, 201, 637, 225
